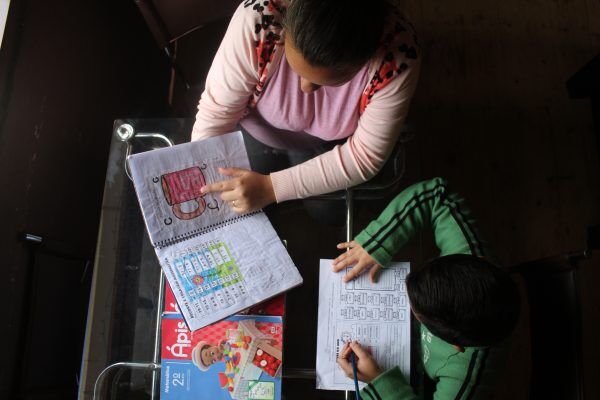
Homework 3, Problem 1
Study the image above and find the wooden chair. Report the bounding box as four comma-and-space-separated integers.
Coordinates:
134, 0, 240, 113
507, 224, 599, 399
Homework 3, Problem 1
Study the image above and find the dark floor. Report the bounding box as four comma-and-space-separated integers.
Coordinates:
1, 0, 599, 399
0, 1, 171, 398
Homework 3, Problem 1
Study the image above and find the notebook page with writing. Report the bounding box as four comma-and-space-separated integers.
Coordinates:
156, 212, 302, 331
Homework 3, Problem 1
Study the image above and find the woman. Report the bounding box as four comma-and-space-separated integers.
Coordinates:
194, 0, 420, 213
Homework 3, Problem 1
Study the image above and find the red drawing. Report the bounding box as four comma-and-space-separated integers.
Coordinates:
161, 166, 207, 220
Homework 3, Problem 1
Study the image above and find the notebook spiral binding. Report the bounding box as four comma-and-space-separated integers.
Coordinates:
153, 211, 262, 249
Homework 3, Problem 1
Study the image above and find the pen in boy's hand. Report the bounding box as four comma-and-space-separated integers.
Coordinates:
350, 351, 361, 400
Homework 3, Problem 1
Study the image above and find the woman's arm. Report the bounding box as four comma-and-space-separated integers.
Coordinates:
269, 55, 420, 202
190, 3, 261, 140
204, 61, 419, 212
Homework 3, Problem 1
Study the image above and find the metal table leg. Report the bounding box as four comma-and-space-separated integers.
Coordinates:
346, 188, 354, 241
91, 272, 165, 400
281, 188, 355, 400
93, 362, 161, 400
345, 188, 354, 400
151, 273, 166, 399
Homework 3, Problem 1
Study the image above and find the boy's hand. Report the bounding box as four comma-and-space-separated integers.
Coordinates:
201, 167, 276, 213
333, 241, 382, 283
337, 341, 383, 383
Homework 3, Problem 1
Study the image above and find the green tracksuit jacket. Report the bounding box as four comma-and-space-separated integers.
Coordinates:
354, 178, 506, 400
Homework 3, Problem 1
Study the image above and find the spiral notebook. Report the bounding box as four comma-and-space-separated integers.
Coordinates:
128, 131, 303, 331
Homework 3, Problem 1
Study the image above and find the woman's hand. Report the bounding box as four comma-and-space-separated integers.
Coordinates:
332, 241, 382, 283
201, 167, 276, 213
337, 341, 383, 383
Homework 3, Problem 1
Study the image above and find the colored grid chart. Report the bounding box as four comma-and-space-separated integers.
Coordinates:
171, 241, 248, 318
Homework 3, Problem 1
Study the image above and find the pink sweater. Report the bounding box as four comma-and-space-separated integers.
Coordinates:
252, 51, 370, 142
191, 1, 420, 202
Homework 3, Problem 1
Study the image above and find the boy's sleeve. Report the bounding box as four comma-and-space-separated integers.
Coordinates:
432, 349, 492, 400
361, 350, 492, 400
360, 367, 419, 400
355, 177, 486, 267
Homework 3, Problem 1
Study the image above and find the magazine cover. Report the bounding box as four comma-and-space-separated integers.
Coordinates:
163, 282, 285, 317
161, 314, 284, 400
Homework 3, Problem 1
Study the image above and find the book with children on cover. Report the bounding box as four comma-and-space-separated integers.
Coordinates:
161, 313, 284, 400
128, 131, 303, 331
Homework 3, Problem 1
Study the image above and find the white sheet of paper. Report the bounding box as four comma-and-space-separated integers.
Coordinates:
316, 259, 411, 391
128, 131, 303, 331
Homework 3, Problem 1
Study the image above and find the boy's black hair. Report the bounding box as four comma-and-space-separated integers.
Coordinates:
284, 0, 388, 71
406, 254, 520, 347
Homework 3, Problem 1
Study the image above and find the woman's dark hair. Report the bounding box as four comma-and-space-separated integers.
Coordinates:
406, 254, 521, 347
284, 0, 388, 71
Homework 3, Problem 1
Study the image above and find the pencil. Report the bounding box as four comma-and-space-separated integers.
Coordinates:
350, 352, 361, 400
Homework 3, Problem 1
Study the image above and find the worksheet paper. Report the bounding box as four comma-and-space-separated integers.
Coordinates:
128, 132, 303, 331
316, 259, 411, 391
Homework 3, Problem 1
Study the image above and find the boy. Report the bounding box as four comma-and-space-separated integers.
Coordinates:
333, 178, 520, 400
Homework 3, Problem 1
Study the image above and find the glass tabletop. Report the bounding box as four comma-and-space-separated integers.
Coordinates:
79, 118, 386, 400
